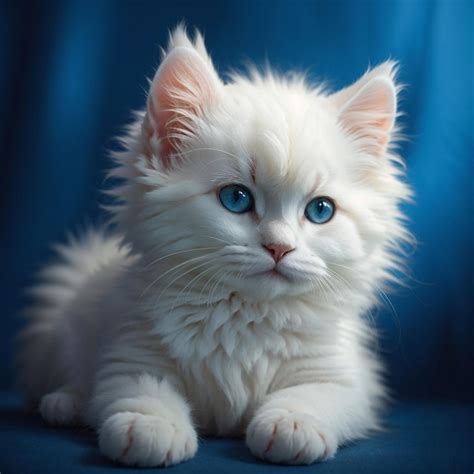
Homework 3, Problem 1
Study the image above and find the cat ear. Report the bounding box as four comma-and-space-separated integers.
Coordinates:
331, 62, 399, 156
143, 33, 222, 169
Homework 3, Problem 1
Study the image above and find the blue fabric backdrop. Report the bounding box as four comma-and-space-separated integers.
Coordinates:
1, 0, 473, 404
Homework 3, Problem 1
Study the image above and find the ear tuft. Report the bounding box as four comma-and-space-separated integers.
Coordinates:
143, 27, 221, 169
332, 62, 400, 156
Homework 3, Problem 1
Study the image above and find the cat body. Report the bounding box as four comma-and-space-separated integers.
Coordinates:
17, 27, 411, 466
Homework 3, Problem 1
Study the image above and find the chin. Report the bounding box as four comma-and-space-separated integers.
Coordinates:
229, 270, 312, 301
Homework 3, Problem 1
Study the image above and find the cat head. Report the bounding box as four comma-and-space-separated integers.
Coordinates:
111, 26, 411, 303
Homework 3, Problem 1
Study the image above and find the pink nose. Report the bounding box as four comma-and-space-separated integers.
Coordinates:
262, 243, 295, 263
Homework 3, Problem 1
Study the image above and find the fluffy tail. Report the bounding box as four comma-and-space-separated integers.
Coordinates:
16, 230, 133, 408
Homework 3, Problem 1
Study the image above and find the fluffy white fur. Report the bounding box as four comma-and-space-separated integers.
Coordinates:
17, 26, 412, 467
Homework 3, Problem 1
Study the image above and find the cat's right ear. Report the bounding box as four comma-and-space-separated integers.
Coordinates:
143, 44, 222, 169
330, 62, 399, 158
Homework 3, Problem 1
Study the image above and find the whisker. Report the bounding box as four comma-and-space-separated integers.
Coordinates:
201, 235, 236, 246
318, 274, 341, 303
169, 263, 220, 313
153, 258, 215, 311
325, 261, 356, 272
374, 285, 402, 349
140, 253, 213, 299
144, 246, 221, 269
199, 266, 227, 303
207, 268, 230, 305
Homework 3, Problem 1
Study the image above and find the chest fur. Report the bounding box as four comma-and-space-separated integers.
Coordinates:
151, 296, 312, 434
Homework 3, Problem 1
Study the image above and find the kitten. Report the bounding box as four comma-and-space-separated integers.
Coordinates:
17, 26, 412, 466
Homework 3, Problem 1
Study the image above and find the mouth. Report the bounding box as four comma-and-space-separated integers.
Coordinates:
257, 267, 290, 281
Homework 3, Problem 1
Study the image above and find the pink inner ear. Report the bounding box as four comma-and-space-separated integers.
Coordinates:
338, 77, 396, 156
345, 115, 391, 155
146, 48, 217, 168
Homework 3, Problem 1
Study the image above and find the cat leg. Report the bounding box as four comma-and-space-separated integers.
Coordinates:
39, 385, 82, 426
88, 372, 197, 467
246, 381, 377, 465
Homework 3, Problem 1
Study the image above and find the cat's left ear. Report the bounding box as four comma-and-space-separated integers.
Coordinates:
331, 62, 399, 157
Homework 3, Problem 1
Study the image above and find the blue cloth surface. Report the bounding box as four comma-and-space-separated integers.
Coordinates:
1, 392, 473, 474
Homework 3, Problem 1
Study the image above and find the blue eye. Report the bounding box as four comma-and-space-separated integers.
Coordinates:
219, 184, 254, 214
305, 197, 335, 224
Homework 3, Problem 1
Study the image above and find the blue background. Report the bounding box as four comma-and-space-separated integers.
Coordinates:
0, 2, 473, 472
0, 0, 474, 474
2, 0, 473, 399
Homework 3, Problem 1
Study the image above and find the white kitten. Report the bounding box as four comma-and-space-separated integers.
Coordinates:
17, 26, 412, 466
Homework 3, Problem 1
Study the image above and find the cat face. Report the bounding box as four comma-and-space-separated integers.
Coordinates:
116, 28, 410, 302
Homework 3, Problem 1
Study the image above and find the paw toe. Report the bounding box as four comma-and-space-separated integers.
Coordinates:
99, 412, 197, 467
39, 391, 80, 426
246, 409, 337, 465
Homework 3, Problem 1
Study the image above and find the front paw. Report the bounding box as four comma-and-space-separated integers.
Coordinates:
99, 412, 197, 467
246, 408, 337, 465
39, 391, 81, 427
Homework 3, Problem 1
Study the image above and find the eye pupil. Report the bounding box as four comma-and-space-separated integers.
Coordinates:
305, 197, 335, 224
219, 184, 254, 214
